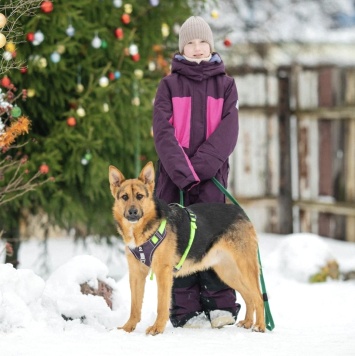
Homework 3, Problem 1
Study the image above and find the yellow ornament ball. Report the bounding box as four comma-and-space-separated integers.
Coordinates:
76, 83, 84, 93
132, 97, 140, 106
38, 57, 48, 68
0, 33, 6, 48
124, 3, 132, 14
161, 23, 170, 38
57, 44, 66, 54
134, 69, 144, 80
5, 41, 15, 53
0, 13, 7, 28
27, 88, 36, 98
211, 9, 219, 19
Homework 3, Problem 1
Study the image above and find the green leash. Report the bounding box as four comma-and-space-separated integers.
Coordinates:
211, 177, 275, 331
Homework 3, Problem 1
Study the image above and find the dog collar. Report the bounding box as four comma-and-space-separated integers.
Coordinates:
128, 219, 167, 267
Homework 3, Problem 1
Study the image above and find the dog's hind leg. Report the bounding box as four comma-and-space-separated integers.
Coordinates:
233, 260, 265, 332
212, 243, 265, 332
213, 259, 254, 328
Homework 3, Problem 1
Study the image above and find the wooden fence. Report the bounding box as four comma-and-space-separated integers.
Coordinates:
228, 64, 355, 242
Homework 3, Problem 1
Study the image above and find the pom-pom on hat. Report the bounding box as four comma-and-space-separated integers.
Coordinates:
178, 16, 214, 54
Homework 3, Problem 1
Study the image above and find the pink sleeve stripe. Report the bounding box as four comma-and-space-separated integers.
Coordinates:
206, 96, 224, 138
171, 97, 191, 148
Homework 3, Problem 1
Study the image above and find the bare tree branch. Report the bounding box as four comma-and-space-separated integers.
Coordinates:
0, 0, 42, 75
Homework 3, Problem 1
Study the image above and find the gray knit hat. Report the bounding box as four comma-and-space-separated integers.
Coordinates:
178, 16, 214, 53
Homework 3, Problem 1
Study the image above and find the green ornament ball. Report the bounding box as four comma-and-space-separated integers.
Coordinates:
84, 152, 92, 160
11, 106, 22, 118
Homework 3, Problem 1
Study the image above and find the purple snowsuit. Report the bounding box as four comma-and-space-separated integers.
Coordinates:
153, 53, 240, 327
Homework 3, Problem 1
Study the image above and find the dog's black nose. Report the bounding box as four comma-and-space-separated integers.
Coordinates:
127, 207, 140, 221
128, 207, 138, 216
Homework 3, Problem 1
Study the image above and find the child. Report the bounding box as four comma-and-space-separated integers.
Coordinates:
153, 16, 240, 328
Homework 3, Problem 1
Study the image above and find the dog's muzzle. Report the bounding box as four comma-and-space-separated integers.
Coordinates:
125, 206, 141, 222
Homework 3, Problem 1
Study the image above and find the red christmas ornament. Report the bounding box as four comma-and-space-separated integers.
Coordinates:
121, 14, 131, 25
40, 1, 54, 13
39, 163, 49, 174
20, 67, 28, 74
114, 28, 124, 39
1, 76, 11, 88
223, 38, 232, 47
66, 117, 76, 127
131, 53, 140, 62
108, 72, 115, 81
26, 32, 35, 42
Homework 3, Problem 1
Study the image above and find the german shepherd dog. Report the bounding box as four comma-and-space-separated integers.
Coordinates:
109, 162, 265, 335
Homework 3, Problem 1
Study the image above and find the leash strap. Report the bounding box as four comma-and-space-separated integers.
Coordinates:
211, 177, 275, 331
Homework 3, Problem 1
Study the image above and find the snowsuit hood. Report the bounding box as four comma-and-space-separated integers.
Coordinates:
172, 53, 224, 81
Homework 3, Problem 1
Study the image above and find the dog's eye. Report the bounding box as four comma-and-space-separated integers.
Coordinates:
136, 193, 143, 200
121, 194, 129, 201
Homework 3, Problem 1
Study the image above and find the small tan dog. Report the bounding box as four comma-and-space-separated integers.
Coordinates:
109, 162, 265, 335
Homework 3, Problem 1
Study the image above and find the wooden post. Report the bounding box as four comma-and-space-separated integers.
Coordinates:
345, 119, 355, 242
277, 67, 293, 234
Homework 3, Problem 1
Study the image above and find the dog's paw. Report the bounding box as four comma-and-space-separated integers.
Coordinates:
118, 321, 138, 333
145, 323, 166, 336
237, 319, 253, 329
252, 324, 266, 333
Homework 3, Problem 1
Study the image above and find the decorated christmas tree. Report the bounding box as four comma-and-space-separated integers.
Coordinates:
1, 0, 206, 237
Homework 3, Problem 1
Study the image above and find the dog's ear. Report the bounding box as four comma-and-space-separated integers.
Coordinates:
109, 165, 125, 197
139, 161, 155, 185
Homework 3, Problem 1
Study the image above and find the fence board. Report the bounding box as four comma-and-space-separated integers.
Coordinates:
298, 70, 319, 109
237, 73, 267, 106
231, 112, 268, 197
345, 69, 355, 105
229, 64, 355, 241
318, 119, 333, 196
298, 117, 319, 200
346, 119, 355, 242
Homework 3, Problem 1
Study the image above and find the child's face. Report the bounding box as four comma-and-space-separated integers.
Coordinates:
183, 39, 210, 58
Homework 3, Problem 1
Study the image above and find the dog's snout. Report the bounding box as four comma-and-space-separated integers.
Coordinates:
126, 206, 141, 222
128, 206, 138, 217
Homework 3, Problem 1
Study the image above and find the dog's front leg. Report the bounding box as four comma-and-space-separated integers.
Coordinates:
145, 265, 173, 335
119, 255, 149, 333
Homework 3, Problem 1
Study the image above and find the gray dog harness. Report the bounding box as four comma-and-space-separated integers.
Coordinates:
128, 219, 167, 267
128, 206, 197, 271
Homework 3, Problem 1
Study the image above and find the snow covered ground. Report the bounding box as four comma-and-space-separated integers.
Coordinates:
1, 232, 355, 356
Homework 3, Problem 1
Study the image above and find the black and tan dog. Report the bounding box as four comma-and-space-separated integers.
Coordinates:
109, 161, 265, 335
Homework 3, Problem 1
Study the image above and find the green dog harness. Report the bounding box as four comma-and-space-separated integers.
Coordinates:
129, 205, 197, 272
